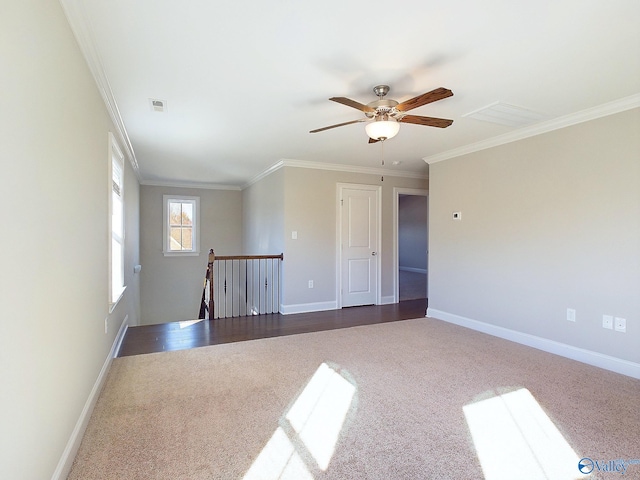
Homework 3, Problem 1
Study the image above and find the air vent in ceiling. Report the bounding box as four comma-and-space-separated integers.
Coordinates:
149, 98, 167, 113
462, 102, 548, 127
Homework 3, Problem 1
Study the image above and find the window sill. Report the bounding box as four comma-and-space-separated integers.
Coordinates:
163, 251, 200, 257
109, 286, 127, 314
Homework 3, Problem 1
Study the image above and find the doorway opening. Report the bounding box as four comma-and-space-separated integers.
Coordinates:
393, 188, 428, 303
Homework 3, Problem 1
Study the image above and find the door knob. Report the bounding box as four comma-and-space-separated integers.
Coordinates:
371, 251, 377, 256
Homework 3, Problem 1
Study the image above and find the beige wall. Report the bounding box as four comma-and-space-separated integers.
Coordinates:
242, 168, 285, 254
139, 185, 243, 324
281, 167, 428, 310
0, 1, 140, 478
428, 108, 640, 364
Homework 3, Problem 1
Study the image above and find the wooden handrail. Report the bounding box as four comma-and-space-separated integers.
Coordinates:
213, 253, 284, 261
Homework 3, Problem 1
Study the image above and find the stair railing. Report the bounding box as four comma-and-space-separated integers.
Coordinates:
206, 249, 283, 319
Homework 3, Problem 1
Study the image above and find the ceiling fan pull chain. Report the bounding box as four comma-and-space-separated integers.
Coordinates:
380, 139, 385, 181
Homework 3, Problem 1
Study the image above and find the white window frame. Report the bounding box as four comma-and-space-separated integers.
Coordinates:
163, 195, 200, 256
109, 133, 126, 310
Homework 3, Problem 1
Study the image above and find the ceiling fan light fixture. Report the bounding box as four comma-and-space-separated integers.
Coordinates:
365, 116, 400, 141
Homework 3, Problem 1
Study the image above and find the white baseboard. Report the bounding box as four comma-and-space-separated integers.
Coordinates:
399, 266, 427, 274
52, 315, 130, 480
282, 297, 399, 314
427, 308, 640, 379
280, 301, 337, 315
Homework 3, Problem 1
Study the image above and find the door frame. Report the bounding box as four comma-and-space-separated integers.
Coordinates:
393, 187, 429, 303
336, 183, 382, 309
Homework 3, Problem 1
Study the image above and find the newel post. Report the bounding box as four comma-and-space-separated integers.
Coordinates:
208, 249, 215, 320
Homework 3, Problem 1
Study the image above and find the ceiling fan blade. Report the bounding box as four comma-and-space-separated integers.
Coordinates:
396, 87, 453, 112
368, 137, 380, 144
309, 119, 365, 133
399, 114, 453, 128
329, 97, 375, 113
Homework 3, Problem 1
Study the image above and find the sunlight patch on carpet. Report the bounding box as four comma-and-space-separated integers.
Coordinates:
243, 363, 356, 479
242, 427, 313, 480
463, 388, 587, 480
285, 362, 356, 470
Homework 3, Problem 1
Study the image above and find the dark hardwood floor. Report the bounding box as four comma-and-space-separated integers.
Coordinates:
117, 299, 427, 357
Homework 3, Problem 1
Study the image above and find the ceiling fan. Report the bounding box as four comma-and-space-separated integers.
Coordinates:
310, 85, 454, 143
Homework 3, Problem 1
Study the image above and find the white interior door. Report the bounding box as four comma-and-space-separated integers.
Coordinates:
339, 185, 380, 307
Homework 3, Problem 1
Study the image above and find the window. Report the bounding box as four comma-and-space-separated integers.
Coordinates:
109, 133, 125, 307
163, 195, 200, 255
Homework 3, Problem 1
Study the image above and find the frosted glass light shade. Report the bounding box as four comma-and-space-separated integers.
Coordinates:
365, 118, 400, 140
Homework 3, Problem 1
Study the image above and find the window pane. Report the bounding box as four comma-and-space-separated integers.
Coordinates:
112, 238, 123, 300
182, 203, 193, 226
169, 202, 182, 226
182, 227, 193, 250
112, 157, 123, 187
170, 227, 183, 250
112, 193, 123, 238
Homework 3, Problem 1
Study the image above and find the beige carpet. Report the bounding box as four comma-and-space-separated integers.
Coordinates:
68, 318, 640, 480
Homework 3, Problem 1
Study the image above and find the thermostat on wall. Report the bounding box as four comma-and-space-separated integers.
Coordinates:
452, 211, 462, 220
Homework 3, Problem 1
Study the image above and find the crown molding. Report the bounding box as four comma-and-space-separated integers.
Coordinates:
423, 93, 640, 165
282, 158, 429, 178
59, 0, 140, 178
140, 180, 241, 191
243, 158, 428, 189
243, 160, 286, 188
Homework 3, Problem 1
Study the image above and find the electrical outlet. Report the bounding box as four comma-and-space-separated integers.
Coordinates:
602, 315, 613, 330
614, 317, 626, 333
566, 308, 576, 322
308, 280, 314, 288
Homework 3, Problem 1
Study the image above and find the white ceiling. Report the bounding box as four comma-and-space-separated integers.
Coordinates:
61, 0, 640, 188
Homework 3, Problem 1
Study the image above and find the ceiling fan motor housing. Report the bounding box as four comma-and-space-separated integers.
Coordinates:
366, 99, 400, 118
367, 85, 401, 118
